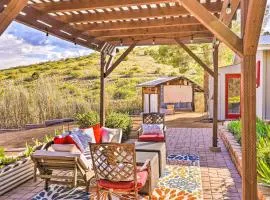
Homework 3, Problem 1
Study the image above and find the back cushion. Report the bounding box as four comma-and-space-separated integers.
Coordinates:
142, 124, 164, 135
65, 134, 85, 152
92, 124, 102, 143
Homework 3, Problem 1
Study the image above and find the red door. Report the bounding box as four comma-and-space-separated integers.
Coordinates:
225, 74, 241, 119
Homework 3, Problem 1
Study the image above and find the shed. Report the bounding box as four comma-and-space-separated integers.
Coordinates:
208, 35, 270, 121
137, 76, 203, 114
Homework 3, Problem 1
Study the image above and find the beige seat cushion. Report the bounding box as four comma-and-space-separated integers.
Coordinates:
51, 144, 81, 153
33, 150, 91, 170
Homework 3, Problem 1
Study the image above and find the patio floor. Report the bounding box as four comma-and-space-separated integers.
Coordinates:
0, 128, 242, 200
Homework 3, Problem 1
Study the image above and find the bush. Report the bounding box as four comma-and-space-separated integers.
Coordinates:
227, 118, 270, 185
0, 147, 17, 169
227, 120, 241, 143
75, 111, 100, 128
105, 112, 132, 141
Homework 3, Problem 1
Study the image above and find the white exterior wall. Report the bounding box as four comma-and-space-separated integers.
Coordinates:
208, 49, 268, 120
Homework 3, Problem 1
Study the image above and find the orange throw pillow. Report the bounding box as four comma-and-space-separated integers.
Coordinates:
92, 124, 102, 143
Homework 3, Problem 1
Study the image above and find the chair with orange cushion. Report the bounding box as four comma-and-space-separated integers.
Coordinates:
89, 143, 151, 199
138, 113, 166, 143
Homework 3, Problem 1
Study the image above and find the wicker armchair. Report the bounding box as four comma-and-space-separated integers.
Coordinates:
90, 143, 151, 199
137, 113, 167, 142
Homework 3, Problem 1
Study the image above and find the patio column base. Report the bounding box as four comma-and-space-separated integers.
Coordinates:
209, 146, 221, 152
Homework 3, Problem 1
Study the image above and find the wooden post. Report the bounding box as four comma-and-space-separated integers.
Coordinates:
100, 51, 106, 126
0, 0, 28, 35
241, 55, 257, 200
210, 44, 221, 152
192, 85, 195, 112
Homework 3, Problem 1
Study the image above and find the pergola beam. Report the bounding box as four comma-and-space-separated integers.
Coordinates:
73, 17, 201, 32
110, 38, 213, 46
175, 39, 214, 77
33, 0, 177, 13
243, 0, 267, 54
220, 0, 240, 26
15, 5, 104, 52
105, 42, 137, 77
90, 25, 209, 38
56, 2, 222, 24
180, 0, 243, 57
102, 32, 213, 43
0, 0, 28, 35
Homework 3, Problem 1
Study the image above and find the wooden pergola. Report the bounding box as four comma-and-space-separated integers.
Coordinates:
0, 0, 267, 199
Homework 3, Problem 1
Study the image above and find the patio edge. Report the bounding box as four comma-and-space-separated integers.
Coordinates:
219, 127, 270, 200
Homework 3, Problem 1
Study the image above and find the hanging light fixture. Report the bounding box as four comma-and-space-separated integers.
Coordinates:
152, 37, 155, 45
74, 38, 77, 45
45, 28, 49, 37
190, 35, 194, 43
226, 0, 232, 14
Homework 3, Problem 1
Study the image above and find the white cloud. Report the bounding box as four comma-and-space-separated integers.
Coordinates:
0, 32, 92, 69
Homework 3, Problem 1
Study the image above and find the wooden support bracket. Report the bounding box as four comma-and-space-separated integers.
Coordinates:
105, 42, 137, 77
175, 39, 214, 77
179, 0, 243, 57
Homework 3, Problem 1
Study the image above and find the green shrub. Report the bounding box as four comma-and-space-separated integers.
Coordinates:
227, 118, 270, 143
0, 147, 17, 169
75, 111, 100, 128
258, 158, 270, 185
113, 88, 135, 100
105, 112, 132, 141
154, 67, 161, 74
227, 120, 241, 143
227, 118, 270, 185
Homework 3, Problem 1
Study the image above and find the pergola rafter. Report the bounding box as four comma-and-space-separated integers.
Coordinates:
53, 2, 222, 24
73, 17, 201, 32
0, 1, 267, 199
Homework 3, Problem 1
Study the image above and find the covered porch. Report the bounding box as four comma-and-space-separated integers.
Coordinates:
0, 0, 268, 199
0, 128, 242, 200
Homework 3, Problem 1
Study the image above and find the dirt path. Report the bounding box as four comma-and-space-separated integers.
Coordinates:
0, 122, 76, 150
0, 112, 212, 150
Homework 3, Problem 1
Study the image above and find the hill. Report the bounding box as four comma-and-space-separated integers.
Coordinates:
0, 46, 216, 128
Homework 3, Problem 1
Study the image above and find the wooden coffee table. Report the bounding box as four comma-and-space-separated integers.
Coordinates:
135, 142, 166, 177
136, 151, 159, 194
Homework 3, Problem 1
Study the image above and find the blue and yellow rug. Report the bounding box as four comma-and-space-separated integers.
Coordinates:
32, 154, 203, 200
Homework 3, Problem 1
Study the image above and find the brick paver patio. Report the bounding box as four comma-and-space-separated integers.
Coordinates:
0, 128, 242, 200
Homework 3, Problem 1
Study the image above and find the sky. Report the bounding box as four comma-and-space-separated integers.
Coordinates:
0, 3, 270, 70
0, 22, 93, 69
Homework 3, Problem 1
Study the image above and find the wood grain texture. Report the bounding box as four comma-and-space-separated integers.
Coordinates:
241, 55, 257, 200
0, 0, 28, 35
212, 45, 219, 147
55, 2, 222, 24
180, 0, 243, 57
100, 52, 106, 126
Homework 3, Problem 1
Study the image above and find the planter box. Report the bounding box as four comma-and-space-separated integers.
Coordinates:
0, 158, 34, 195
219, 127, 270, 200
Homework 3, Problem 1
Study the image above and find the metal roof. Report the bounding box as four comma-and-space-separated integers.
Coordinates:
137, 76, 204, 92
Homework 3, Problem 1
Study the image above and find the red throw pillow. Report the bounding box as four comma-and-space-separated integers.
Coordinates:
65, 135, 84, 152
92, 124, 101, 143
54, 135, 67, 144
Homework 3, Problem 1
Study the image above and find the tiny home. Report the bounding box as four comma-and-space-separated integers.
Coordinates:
208, 35, 270, 121
138, 77, 203, 114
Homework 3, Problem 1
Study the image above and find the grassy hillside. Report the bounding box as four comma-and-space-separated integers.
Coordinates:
0, 47, 205, 128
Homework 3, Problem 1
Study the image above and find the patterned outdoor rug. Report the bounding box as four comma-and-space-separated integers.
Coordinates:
148, 154, 203, 200
32, 154, 203, 200
31, 185, 90, 200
